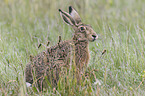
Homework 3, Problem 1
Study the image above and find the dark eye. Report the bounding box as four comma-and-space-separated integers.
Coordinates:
80, 27, 85, 31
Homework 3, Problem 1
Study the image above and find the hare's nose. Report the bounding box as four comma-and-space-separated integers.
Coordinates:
92, 35, 97, 39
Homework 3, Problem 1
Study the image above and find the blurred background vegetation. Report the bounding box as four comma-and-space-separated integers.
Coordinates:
0, 0, 145, 95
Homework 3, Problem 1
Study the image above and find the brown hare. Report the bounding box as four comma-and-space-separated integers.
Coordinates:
25, 6, 98, 90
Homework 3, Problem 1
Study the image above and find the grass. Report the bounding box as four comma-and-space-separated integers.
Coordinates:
0, 0, 145, 95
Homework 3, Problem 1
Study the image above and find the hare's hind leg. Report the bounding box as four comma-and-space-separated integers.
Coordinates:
43, 61, 65, 88
25, 63, 33, 87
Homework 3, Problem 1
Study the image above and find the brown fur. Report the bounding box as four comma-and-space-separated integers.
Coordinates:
25, 6, 98, 90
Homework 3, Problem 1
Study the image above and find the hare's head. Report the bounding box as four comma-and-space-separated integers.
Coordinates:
59, 6, 98, 42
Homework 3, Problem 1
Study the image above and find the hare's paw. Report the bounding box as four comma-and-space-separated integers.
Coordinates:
26, 82, 32, 87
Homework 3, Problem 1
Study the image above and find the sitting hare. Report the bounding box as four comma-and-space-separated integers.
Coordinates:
25, 6, 98, 90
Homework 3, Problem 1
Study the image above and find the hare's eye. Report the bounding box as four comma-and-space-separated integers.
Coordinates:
80, 27, 85, 32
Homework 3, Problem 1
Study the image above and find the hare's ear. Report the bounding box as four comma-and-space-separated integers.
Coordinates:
69, 6, 81, 24
59, 9, 76, 26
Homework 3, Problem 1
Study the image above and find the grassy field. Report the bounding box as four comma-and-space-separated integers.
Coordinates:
0, 0, 145, 95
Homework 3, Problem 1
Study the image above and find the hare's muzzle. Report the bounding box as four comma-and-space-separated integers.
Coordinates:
92, 34, 98, 41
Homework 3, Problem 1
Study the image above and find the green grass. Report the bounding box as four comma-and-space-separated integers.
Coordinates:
0, 0, 145, 95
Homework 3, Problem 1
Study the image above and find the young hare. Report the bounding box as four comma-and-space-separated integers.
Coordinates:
25, 6, 98, 90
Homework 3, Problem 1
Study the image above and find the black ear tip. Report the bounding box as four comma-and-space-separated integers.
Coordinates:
58, 9, 62, 12
69, 6, 72, 14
